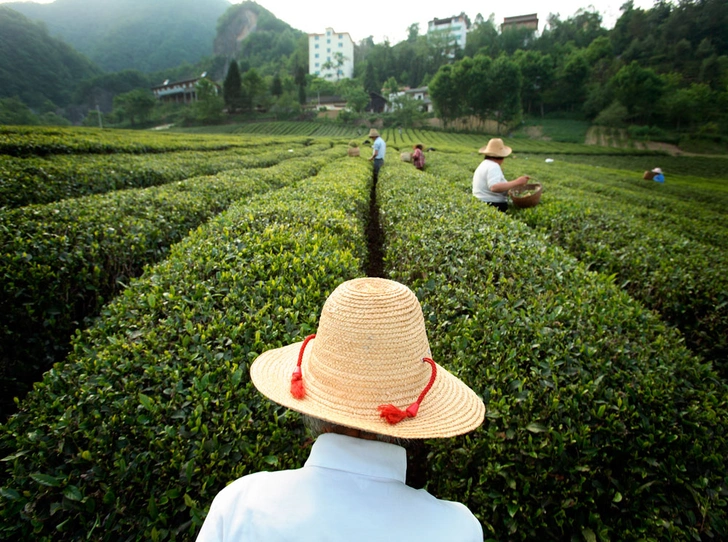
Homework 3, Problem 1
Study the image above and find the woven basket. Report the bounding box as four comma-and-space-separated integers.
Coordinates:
400, 152, 412, 162
347, 147, 360, 157
509, 183, 543, 208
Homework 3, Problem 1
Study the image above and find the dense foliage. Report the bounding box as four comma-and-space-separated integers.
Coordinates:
0, 128, 726, 541
0, 141, 336, 419
379, 158, 728, 540
5, 0, 229, 73
0, 7, 101, 109
425, 152, 728, 373
0, 155, 370, 540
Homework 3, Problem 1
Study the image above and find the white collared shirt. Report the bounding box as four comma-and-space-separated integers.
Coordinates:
196, 433, 483, 541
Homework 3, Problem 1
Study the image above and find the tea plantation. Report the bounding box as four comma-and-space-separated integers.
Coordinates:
1, 126, 726, 541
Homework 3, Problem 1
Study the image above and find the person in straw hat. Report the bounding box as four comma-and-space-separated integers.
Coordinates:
473, 137, 530, 212
368, 128, 386, 179
196, 278, 485, 542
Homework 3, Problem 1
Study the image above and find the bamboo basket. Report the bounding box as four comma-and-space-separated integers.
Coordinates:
508, 183, 543, 208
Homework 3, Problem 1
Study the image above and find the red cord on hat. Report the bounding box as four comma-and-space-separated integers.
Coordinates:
378, 358, 437, 424
291, 334, 315, 399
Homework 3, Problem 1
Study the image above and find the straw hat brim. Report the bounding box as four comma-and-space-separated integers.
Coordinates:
251, 340, 485, 439
478, 138, 512, 157
478, 146, 512, 157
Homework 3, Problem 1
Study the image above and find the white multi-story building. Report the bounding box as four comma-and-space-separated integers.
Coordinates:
309, 28, 354, 80
427, 13, 468, 53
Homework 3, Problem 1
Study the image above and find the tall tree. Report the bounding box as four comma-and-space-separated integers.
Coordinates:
223, 60, 243, 113
271, 74, 283, 97
364, 62, 379, 94
429, 64, 462, 127
611, 61, 664, 123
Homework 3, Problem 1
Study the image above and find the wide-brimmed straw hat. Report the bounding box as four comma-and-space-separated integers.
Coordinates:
368, 128, 380, 138
478, 138, 512, 158
652, 167, 663, 174
250, 278, 485, 439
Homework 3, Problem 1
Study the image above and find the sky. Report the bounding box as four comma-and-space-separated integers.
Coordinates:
240, 0, 658, 43
1, 0, 660, 44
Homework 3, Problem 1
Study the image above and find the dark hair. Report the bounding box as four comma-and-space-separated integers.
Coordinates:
415, 144, 423, 150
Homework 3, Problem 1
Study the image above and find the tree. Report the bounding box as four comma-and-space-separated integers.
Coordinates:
241, 69, 266, 111
407, 23, 419, 43
383, 77, 400, 98
192, 78, 224, 123
429, 64, 462, 127
390, 94, 426, 129
294, 64, 307, 105
0, 97, 39, 125
363, 62, 379, 94
223, 60, 243, 113
611, 61, 664, 123
342, 86, 370, 113
271, 74, 283, 97
112, 88, 156, 126
489, 55, 523, 132
514, 50, 554, 116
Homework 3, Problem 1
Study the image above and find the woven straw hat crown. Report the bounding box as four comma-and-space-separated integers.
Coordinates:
478, 138, 512, 158
250, 278, 485, 439
369, 128, 380, 138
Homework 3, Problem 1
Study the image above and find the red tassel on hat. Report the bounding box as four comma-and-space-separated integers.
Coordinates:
291, 334, 315, 399
378, 358, 437, 424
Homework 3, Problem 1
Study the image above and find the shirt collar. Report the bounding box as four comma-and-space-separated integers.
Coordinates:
304, 433, 407, 483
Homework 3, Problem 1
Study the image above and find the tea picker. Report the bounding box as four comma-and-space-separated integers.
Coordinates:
472, 138, 531, 212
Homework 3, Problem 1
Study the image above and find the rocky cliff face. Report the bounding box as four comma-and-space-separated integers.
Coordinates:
214, 6, 259, 57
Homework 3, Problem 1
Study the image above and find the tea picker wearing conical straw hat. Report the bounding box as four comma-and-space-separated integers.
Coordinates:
473, 138, 530, 212
196, 278, 485, 542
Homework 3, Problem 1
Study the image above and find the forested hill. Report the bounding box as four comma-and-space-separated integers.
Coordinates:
0, 6, 101, 108
214, 2, 306, 71
6, 0, 231, 73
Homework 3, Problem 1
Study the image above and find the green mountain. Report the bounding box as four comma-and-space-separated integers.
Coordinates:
215, 1, 305, 70
6, 0, 231, 73
0, 6, 101, 108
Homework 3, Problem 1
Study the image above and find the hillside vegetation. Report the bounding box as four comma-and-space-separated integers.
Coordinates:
0, 7, 101, 108
5, 0, 230, 73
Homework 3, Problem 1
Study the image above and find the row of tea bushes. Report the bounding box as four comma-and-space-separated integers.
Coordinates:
541, 161, 728, 249
427, 153, 728, 374
0, 148, 342, 419
0, 144, 327, 208
0, 156, 370, 541
0, 126, 314, 156
379, 159, 728, 541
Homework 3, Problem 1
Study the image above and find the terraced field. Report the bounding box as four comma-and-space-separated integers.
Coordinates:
1, 126, 726, 542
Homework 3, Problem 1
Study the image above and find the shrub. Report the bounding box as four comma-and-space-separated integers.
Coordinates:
379, 158, 728, 540
0, 157, 371, 540
0, 147, 341, 419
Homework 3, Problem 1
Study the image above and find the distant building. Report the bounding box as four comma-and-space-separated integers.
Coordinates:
151, 77, 200, 104
501, 13, 539, 32
150, 73, 219, 104
385, 87, 433, 114
427, 13, 468, 52
309, 28, 355, 80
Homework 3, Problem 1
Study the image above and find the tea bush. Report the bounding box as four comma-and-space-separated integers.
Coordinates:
0, 147, 342, 418
0, 143, 325, 208
0, 126, 314, 156
426, 154, 728, 373
379, 159, 728, 541
0, 156, 371, 540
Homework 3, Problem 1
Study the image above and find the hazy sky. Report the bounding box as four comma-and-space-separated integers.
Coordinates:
1, 0, 659, 44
